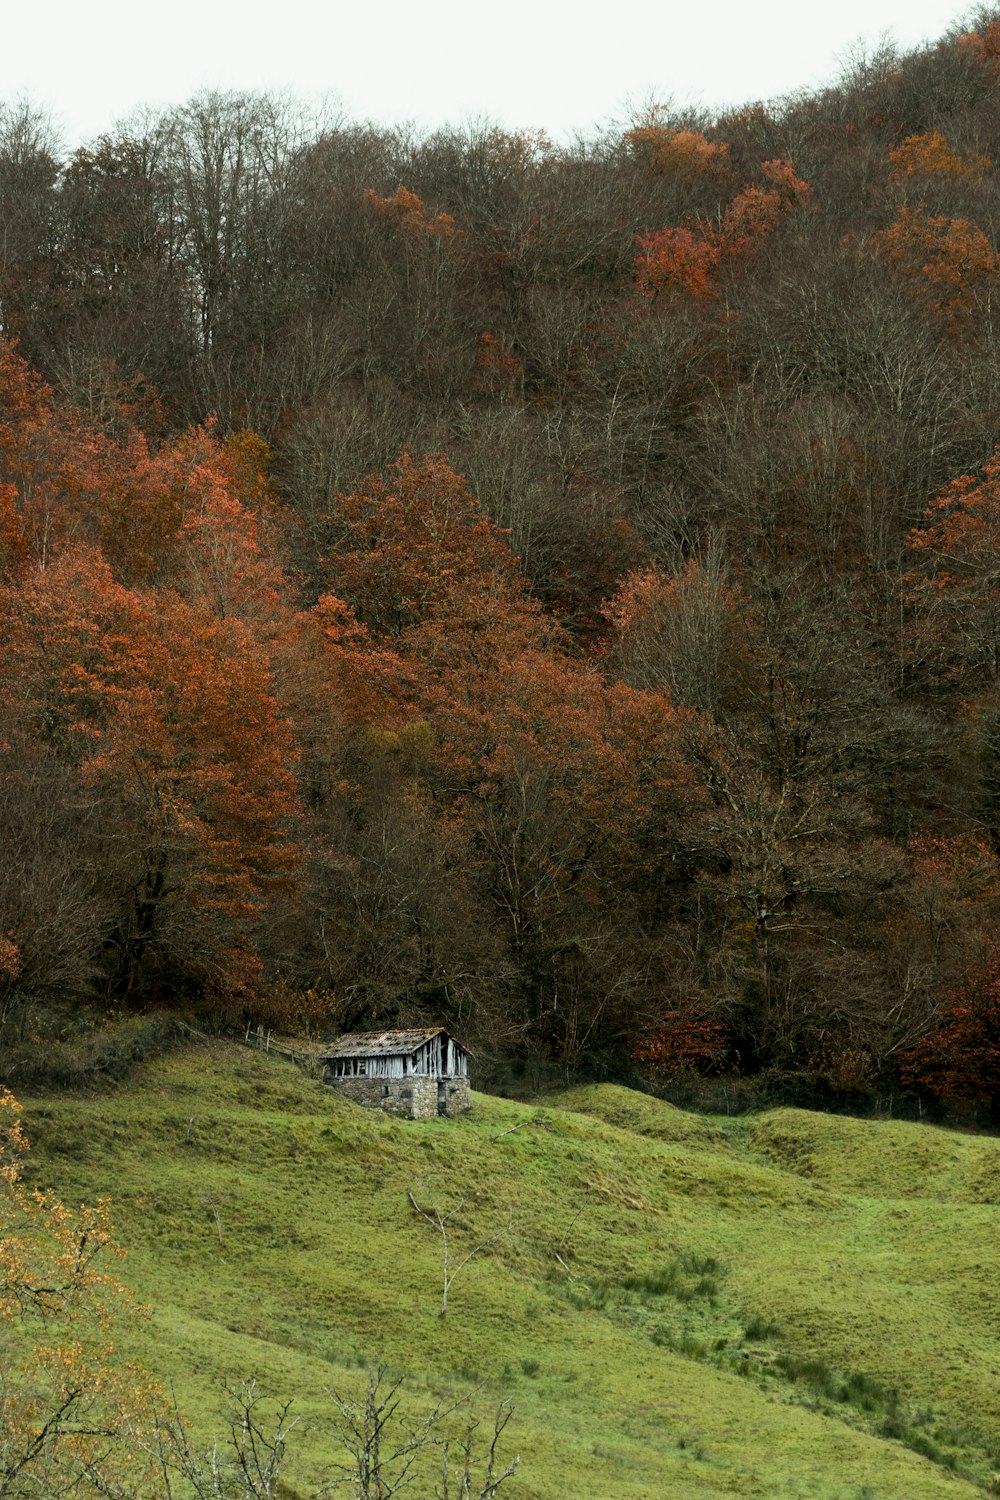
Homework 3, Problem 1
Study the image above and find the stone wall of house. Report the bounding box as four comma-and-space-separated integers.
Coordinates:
327, 1075, 437, 1119
442, 1078, 471, 1115
325, 1073, 471, 1119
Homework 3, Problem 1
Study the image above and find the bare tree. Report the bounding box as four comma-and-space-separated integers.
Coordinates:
439, 1403, 519, 1500
324, 1369, 518, 1500
407, 1191, 514, 1319
324, 1368, 445, 1499
116, 1381, 296, 1500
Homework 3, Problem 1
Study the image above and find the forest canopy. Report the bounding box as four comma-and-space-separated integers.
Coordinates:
5, 13, 1000, 1110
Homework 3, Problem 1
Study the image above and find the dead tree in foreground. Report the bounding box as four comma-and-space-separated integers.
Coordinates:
129, 1372, 518, 1499
326, 1367, 519, 1500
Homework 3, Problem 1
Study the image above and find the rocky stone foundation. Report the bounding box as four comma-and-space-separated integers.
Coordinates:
441, 1078, 471, 1115
325, 1074, 470, 1119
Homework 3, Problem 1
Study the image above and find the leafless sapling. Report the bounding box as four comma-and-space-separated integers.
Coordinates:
407, 1190, 513, 1319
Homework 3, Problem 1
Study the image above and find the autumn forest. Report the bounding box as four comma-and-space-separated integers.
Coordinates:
6, 16, 1000, 1113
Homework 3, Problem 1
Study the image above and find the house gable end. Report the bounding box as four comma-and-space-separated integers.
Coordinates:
321, 1027, 471, 1114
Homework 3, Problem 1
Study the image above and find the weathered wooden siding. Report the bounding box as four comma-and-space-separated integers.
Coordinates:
328, 1055, 407, 1079
326, 1033, 469, 1081
444, 1038, 468, 1076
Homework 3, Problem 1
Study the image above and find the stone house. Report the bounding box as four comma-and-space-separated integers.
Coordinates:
321, 1028, 471, 1119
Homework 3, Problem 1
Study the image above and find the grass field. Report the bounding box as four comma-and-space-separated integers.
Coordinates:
10, 1040, 1000, 1498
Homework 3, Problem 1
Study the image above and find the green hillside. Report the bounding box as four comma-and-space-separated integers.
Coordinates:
12, 1044, 1000, 1498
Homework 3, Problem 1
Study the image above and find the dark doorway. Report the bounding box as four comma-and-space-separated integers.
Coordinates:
437, 1081, 448, 1116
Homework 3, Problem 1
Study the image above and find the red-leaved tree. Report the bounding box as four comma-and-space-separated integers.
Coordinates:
902, 945, 1000, 1110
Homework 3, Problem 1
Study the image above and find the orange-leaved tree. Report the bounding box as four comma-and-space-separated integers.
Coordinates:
322, 450, 704, 1061
602, 556, 752, 712
420, 645, 700, 1065
901, 945, 1000, 1111
0, 548, 300, 1006
362, 185, 456, 240
904, 442, 1000, 688
91, 420, 289, 610
634, 224, 721, 301
624, 124, 731, 185
322, 451, 551, 669
0, 337, 289, 602
874, 206, 1000, 338
475, 332, 522, 396
0, 1087, 158, 1495
635, 159, 811, 301
888, 130, 991, 182
631, 1010, 732, 1080
0, 337, 106, 573
718, 159, 812, 255
959, 19, 1000, 71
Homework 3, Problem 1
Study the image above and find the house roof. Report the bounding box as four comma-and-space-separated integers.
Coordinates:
321, 1027, 471, 1060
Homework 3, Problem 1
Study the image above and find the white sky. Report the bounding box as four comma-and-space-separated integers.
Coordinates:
3, 0, 980, 149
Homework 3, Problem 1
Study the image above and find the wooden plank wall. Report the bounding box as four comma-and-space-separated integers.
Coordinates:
328, 1037, 468, 1079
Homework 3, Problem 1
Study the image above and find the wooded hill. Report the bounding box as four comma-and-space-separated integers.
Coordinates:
6, 14, 1000, 1107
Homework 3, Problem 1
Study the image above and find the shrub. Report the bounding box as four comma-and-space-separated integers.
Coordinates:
0, 1011, 183, 1089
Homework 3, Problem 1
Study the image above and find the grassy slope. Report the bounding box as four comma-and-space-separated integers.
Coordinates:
13, 1043, 1000, 1499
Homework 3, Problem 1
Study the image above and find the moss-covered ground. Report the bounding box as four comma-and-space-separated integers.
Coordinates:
12, 1043, 1000, 1497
